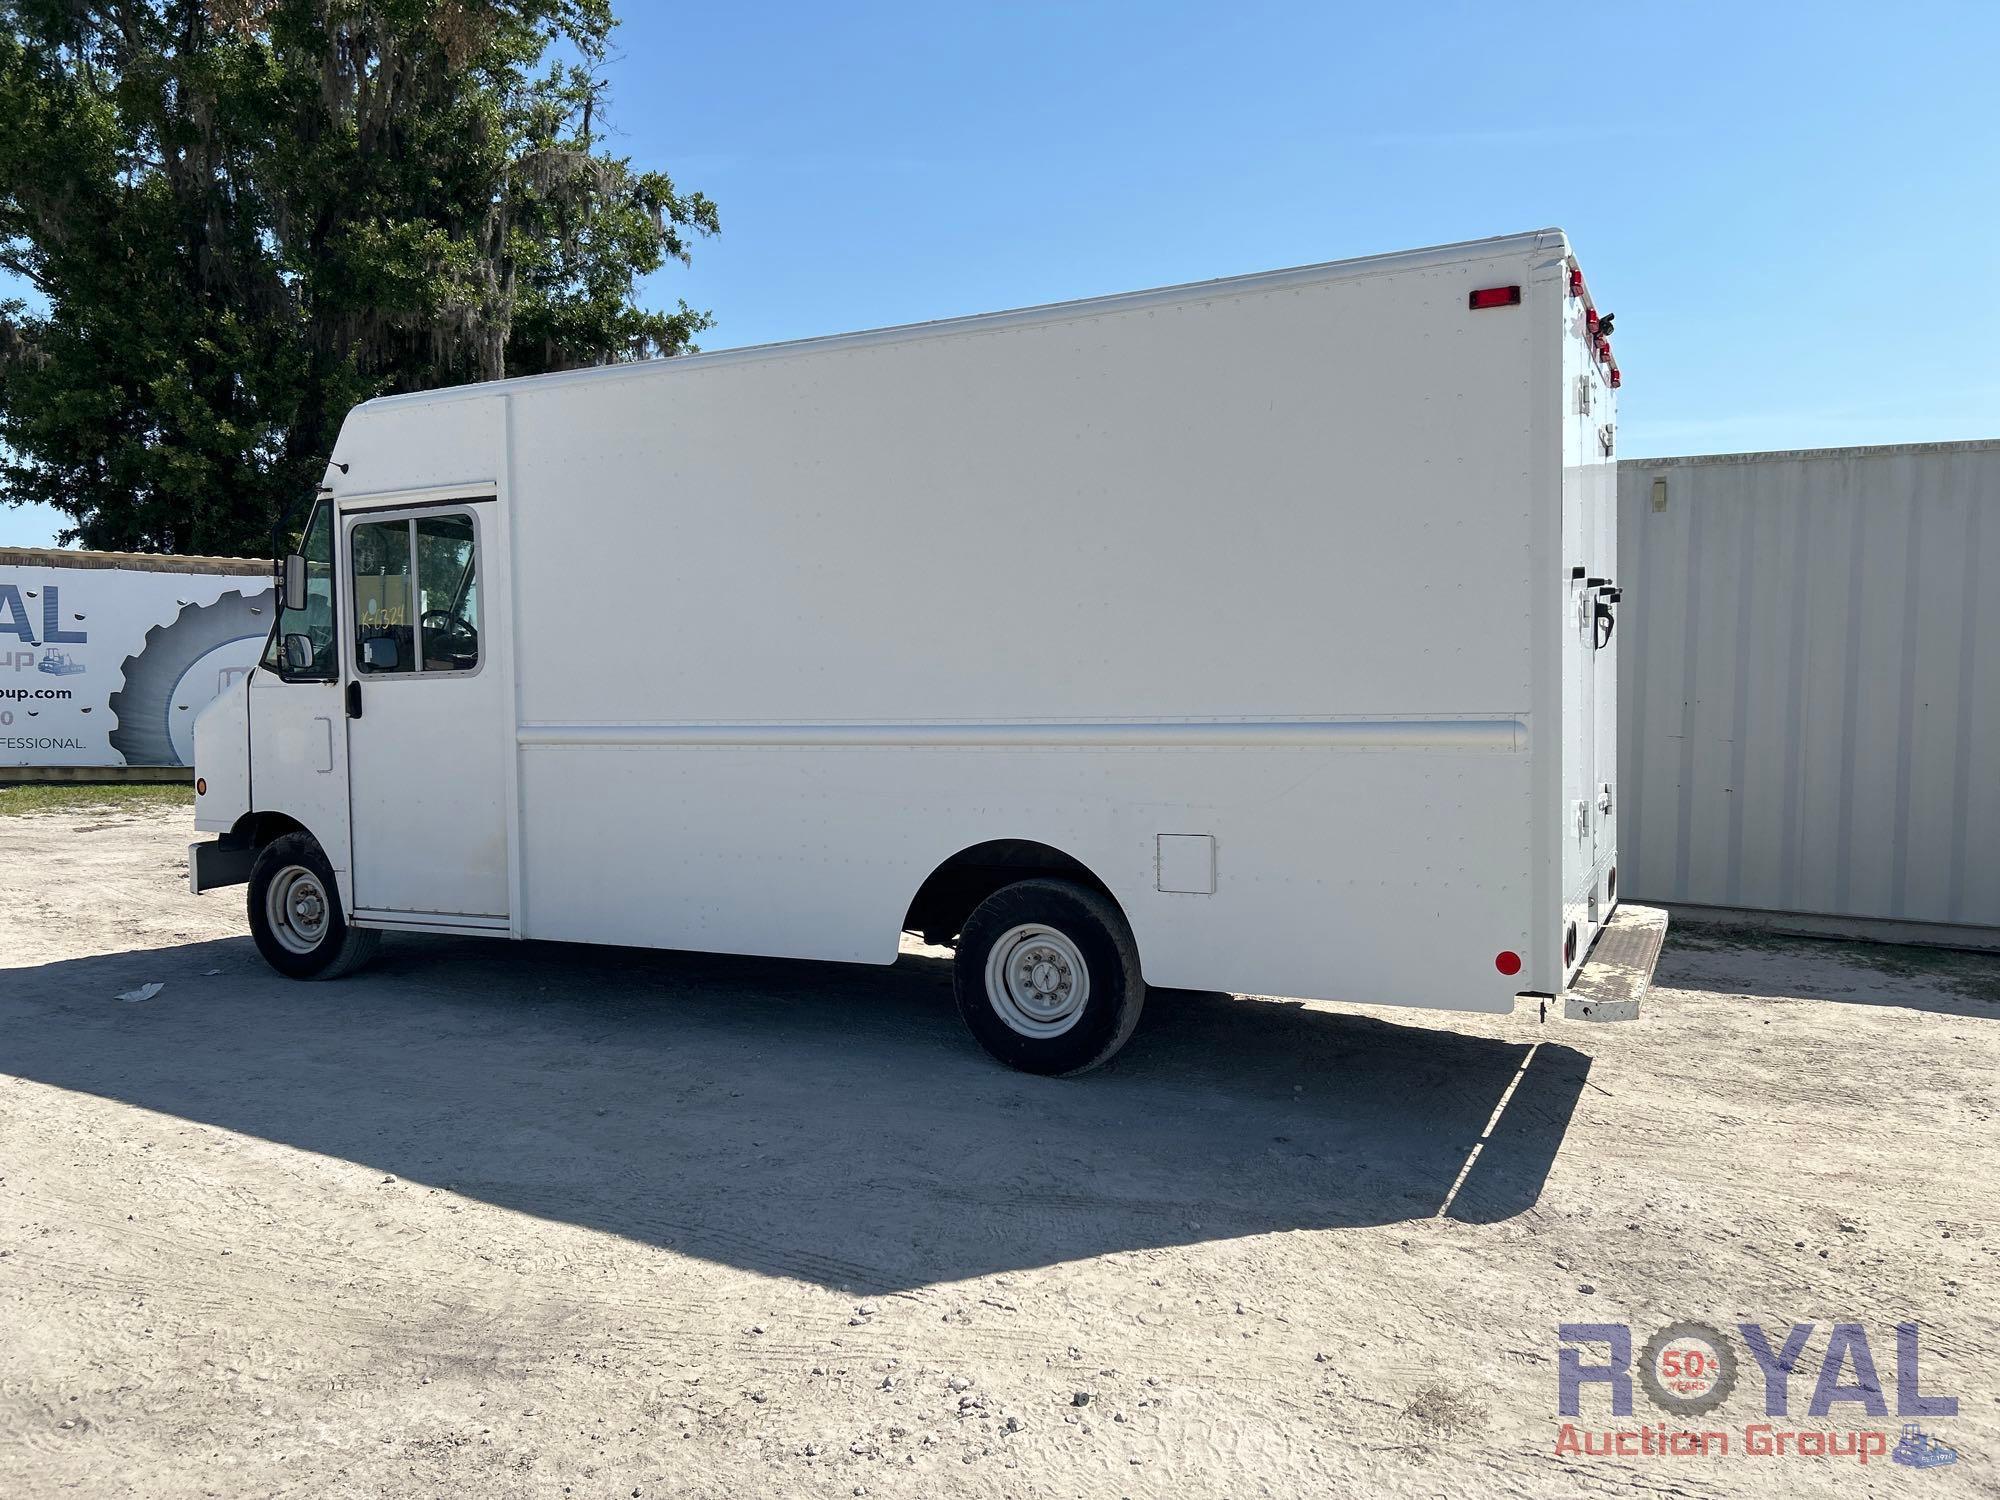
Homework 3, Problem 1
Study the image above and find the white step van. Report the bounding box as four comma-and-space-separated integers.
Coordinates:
190, 229, 1635, 1073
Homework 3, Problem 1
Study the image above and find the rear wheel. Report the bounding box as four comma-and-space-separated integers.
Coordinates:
953, 879, 1145, 1074
247, 832, 380, 980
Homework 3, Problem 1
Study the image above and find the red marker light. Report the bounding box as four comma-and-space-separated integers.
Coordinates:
1586, 308, 1599, 336
195, 777, 207, 796
1495, 950, 1523, 976
1468, 285, 1522, 310
1609, 367, 1622, 389
1570, 267, 1584, 297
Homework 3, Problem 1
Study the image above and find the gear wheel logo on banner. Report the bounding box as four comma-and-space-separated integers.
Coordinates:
107, 591, 271, 767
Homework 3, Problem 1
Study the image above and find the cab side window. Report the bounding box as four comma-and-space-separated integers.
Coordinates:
351, 511, 480, 676
351, 520, 416, 674
416, 513, 479, 671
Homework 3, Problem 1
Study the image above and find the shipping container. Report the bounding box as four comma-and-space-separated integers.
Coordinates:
1617, 440, 2000, 937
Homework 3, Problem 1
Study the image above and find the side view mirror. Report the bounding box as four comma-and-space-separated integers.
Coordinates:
282, 553, 308, 613
282, 632, 315, 672
361, 635, 399, 671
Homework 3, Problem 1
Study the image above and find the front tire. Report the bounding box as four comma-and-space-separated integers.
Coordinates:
953, 879, 1146, 1075
247, 832, 381, 980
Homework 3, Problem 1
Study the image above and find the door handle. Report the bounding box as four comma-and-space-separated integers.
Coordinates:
346, 680, 363, 719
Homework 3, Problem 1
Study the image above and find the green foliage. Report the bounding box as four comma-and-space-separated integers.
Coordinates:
0, 1, 716, 554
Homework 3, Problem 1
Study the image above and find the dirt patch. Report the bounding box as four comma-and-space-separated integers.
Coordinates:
1402, 1376, 1491, 1442
3, 807, 1995, 1496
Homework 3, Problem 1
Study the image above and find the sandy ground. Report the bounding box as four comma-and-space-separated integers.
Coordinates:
2, 806, 1996, 1499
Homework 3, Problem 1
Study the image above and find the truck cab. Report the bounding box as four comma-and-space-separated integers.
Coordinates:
192, 482, 506, 974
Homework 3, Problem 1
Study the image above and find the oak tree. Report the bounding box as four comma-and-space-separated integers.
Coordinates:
0, 0, 716, 553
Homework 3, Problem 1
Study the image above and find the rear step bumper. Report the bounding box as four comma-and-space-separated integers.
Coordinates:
1562, 903, 1668, 1021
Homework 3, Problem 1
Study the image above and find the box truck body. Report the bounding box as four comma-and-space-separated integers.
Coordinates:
191, 228, 1631, 1070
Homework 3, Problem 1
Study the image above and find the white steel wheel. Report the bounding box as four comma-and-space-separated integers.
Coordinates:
247, 831, 380, 980
953, 879, 1147, 1075
265, 864, 331, 955
983, 922, 1093, 1038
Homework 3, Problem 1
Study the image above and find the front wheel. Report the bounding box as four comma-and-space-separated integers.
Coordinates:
953, 879, 1146, 1075
247, 832, 381, 980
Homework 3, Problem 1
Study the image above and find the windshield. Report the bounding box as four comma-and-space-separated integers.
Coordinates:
262, 494, 338, 679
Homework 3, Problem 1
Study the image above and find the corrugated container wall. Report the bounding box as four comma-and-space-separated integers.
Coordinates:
1616, 440, 2000, 934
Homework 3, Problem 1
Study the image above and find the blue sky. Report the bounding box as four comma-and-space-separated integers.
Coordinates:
6, 1, 1997, 547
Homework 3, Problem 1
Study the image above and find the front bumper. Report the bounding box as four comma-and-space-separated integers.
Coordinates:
189, 838, 255, 896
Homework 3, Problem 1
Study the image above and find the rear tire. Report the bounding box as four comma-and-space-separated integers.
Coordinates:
247, 832, 380, 980
953, 879, 1146, 1075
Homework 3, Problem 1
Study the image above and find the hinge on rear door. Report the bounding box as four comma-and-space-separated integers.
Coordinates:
1576, 375, 1593, 415
1576, 799, 1591, 838
1598, 422, 1616, 457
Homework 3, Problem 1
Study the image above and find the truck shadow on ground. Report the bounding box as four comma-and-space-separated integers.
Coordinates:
4, 934, 1590, 1294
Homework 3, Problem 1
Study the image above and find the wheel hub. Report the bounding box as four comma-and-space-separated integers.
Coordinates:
265, 864, 331, 955
984, 925, 1091, 1039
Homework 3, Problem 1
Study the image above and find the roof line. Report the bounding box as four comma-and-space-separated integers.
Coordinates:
357, 228, 1569, 412
1623, 438, 2000, 468
0, 547, 270, 573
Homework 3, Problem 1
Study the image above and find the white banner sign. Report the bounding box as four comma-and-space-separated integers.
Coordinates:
0, 563, 275, 767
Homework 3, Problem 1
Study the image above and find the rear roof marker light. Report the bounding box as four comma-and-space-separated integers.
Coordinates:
1569, 267, 1584, 296
1468, 285, 1522, 310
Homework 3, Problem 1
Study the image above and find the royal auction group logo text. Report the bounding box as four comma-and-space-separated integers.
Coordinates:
1557, 1321, 1960, 1469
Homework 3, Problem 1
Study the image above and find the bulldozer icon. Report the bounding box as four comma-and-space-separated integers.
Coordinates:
37, 648, 86, 676
1892, 1424, 1959, 1469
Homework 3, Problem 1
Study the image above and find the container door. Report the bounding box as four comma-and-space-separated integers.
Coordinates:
342, 502, 509, 919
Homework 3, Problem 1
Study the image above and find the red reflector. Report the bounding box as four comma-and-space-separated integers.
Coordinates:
1609, 366, 1622, 389
1495, 950, 1522, 976
1569, 267, 1584, 296
1468, 285, 1522, 310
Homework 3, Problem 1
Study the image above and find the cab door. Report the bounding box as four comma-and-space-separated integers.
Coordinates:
249, 491, 352, 897
342, 500, 509, 920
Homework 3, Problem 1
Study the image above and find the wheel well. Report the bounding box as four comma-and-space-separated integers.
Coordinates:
903, 840, 1117, 948
227, 810, 310, 852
